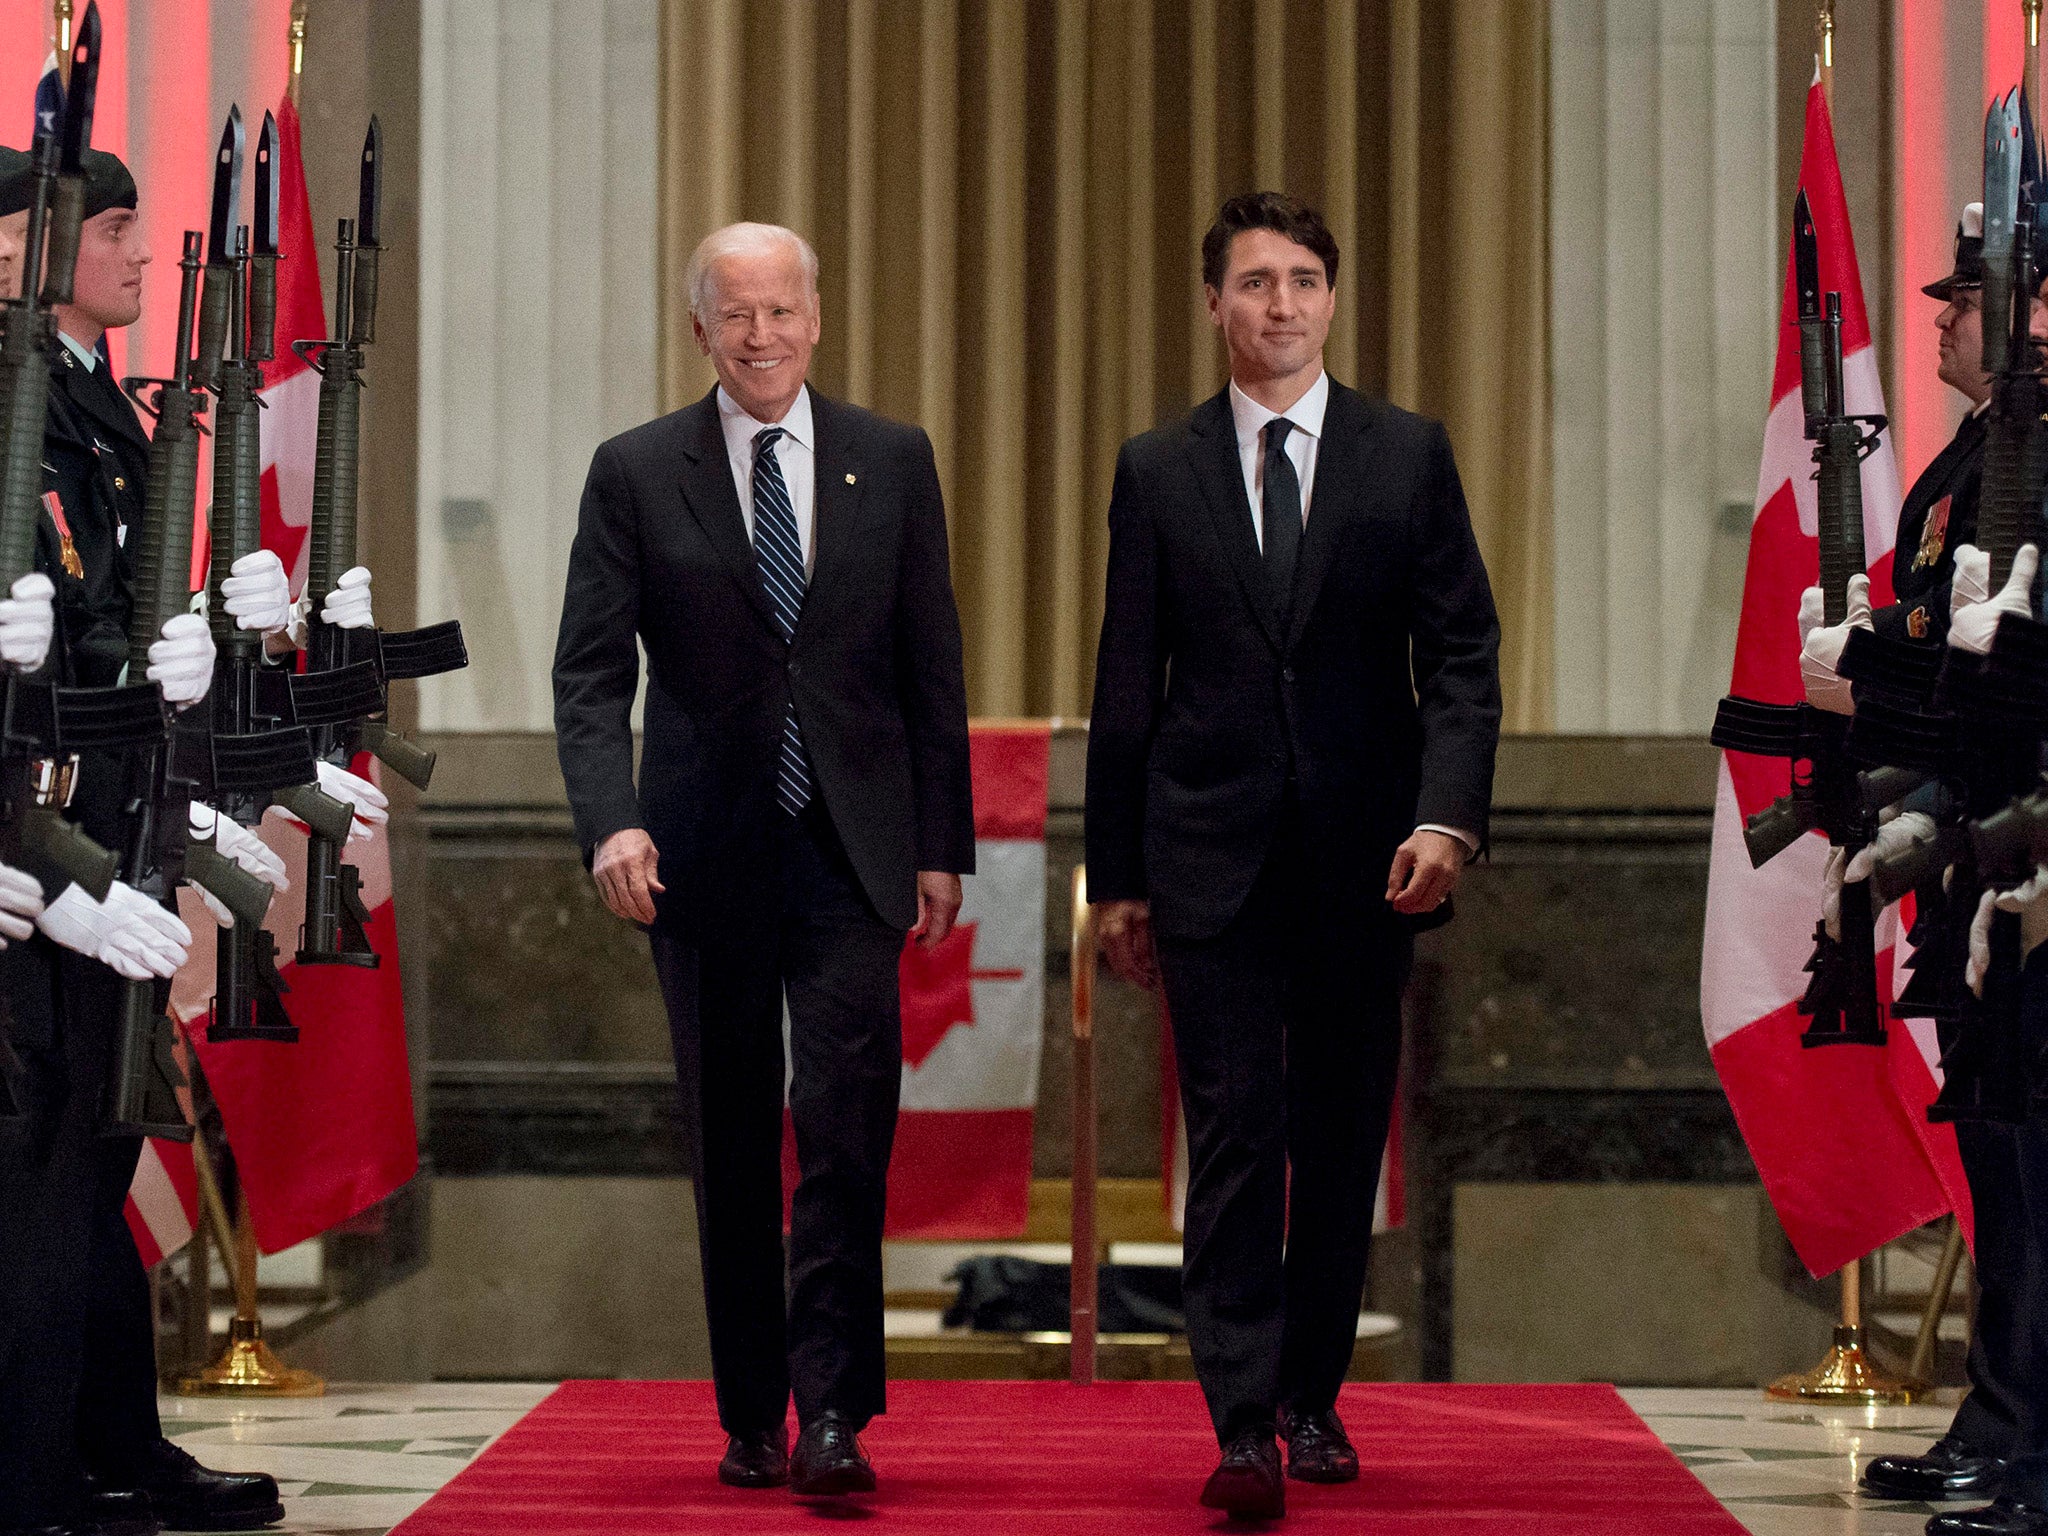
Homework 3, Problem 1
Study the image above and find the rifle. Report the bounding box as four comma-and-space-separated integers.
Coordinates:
278, 118, 465, 970
1709, 189, 1890, 1047
103, 234, 272, 1139
196, 108, 340, 1043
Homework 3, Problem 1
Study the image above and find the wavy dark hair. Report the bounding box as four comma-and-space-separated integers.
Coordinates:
1201, 192, 1339, 290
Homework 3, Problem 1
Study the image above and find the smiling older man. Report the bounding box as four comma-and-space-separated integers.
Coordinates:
553, 222, 973, 1502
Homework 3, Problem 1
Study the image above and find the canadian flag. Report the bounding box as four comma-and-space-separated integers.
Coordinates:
785, 723, 1049, 1237
162, 94, 419, 1257
124, 1138, 199, 1270
1699, 79, 1970, 1277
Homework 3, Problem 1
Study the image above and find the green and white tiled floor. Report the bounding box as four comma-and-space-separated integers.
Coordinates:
156, 1383, 1978, 1535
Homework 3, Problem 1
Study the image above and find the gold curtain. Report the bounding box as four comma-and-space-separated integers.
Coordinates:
659, 0, 1552, 729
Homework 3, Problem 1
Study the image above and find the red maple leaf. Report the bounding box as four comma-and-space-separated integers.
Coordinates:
898, 922, 977, 1068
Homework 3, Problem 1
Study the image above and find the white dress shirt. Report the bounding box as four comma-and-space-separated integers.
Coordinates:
1229, 371, 1326, 552
1226, 369, 1476, 857
718, 384, 817, 576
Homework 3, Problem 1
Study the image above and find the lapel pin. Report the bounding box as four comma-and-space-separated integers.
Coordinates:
845, 472, 857, 485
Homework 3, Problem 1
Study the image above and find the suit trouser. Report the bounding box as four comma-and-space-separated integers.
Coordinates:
1947, 1113, 2027, 1458
649, 802, 904, 1435
1155, 816, 1408, 1445
0, 941, 150, 1524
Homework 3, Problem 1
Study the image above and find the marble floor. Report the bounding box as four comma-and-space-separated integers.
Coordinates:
156, 1382, 1975, 1534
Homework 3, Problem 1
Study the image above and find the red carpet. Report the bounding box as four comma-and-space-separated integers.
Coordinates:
389, 1380, 1742, 1534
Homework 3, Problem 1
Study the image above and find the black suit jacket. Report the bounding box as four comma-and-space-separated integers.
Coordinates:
553, 386, 975, 936
1085, 381, 1502, 942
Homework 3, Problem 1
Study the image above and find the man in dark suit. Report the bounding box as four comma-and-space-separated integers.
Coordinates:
553, 222, 974, 1502
1086, 192, 1501, 1520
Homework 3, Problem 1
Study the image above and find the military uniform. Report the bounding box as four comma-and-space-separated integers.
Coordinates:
1, 145, 278, 1535
0, 336, 154, 1532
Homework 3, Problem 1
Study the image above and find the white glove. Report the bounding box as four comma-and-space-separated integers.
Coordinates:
219, 549, 295, 637
319, 760, 388, 839
1966, 869, 2048, 998
36, 879, 192, 980
1798, 573, 1873, 715
146, 611, 216, 707
1949, 544, 2039, 656
1844, 811, 1938, 886
267, 761, 389, 843
1968, 887, 1997, 999
1822, 846, 1847, 941
0, 572, 55, 670
1951, 544, 1992, 622
0, 860, 44, 945
188, 801, 290, 927
321, 566, 374, 630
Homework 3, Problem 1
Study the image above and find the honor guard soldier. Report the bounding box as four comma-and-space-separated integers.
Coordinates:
0, 145, 288, 1536
1818, 201, 2038, 1516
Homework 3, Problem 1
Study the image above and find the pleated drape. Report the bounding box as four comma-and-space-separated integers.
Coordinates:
659, 0, 1552, 729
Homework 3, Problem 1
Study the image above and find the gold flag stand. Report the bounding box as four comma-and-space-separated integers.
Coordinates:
1767, 1257, 1926, 1404
171, 1130, 324, 1398
168, 0, 324, 1404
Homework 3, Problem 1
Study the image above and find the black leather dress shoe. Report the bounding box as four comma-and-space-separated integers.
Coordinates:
1200, 1430, 1285, 1521
1863, 1438, 2008, 1502
1926, 1496, 2048, 1534
718, 1425, 791, 1488
790, 1412, 876, 1499
1278, 1407, 1359, 1484
2, 1488, 160, 1536
76, 1489, 162, 1536
88, 1440, 282, 1531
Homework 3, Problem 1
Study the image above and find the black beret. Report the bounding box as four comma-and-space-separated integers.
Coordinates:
79, 148, 135, 220
0, 146, 135, 222
0, 146, 30, 218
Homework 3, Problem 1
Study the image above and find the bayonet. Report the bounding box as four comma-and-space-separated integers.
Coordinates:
1794, 191, 1825, 435
351, 118, 381, 345
194, 107, 244, 388
1984, 88, 2023, 377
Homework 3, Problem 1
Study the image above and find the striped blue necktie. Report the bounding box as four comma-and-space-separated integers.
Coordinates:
752, 426, 813, 813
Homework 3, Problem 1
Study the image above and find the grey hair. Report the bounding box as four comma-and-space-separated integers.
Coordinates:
685, 222, 820, 319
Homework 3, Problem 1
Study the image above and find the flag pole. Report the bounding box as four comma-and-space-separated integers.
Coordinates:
53, 0, 72, 87
289, 0, 308, 109
1068, 864, 1099, 1386
172, 1136, 325, 1398
1816, 0, 1834, 110
2028, 0, 2045, 138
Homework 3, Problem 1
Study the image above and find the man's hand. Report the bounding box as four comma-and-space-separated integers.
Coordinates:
593, 828, 664, 926
911, 871, 963, 949
220, 549, 296, 637
1950, 543, 2038, 656
1798, 573, 1874, 715
1387, 829, 1467, 915
147, 612, 216, 708
0, 572, 55, 670
1095, 897, 1159, 991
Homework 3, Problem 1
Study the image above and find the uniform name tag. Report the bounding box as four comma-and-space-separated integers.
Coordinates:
40, 491, 83, 578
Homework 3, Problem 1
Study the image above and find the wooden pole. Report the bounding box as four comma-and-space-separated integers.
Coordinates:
1069, 864, 1098, 1385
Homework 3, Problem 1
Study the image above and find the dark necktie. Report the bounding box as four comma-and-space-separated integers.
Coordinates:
1263, 417, 1302, 615
752, 426, 812, 814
